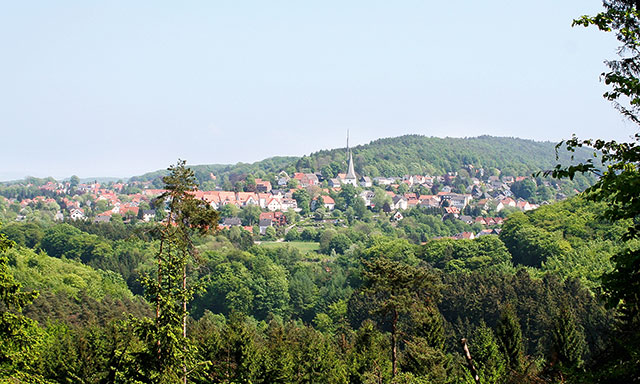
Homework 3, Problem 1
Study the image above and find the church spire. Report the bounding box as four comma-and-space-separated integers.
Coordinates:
346, 129, 350, 160
346, 151, 357, 180
345, 130, 357, 184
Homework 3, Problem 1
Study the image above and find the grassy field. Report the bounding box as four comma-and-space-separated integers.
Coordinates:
258, 241, 320, 253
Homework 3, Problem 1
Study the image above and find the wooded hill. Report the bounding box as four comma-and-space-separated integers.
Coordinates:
131, 135, 597, 187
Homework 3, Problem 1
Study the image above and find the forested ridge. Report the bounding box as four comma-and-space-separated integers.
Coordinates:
129, 136, 596, 187
297, 135, 596, 179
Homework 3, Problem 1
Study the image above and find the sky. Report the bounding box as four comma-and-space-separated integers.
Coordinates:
1, 1, 637, 180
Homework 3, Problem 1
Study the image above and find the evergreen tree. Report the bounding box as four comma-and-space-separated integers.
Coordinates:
495, 304, 524, 373
126, 160, 219, 383
470, 322, 506, 384
220, 313, 259, 383
550, 308, 585, 369
361, 256, 439, 378
348, 320, 392, 384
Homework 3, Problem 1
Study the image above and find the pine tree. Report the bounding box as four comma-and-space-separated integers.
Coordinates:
471, 322, 506, 384
495, 304, 524, 373
550, 308, 585, 369
126, 160, 219, 383
361, 256, 439, 378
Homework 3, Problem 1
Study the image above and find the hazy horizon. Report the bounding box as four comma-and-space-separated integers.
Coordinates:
0, 134, 596, 182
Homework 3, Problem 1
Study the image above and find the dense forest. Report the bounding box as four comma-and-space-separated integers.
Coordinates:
297, 135, 596, 179
1, 175, 637, 383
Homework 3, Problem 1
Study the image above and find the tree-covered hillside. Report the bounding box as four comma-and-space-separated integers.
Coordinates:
300, 135, 596, 178
130, 156, 297, 188
130, 136, 596, 187
0, 195, 623, 383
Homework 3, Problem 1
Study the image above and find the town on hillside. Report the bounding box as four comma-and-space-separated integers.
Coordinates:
0, 146, 578, 244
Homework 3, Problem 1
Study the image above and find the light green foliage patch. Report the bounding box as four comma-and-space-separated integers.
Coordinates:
7, 247, 132, 301
259, 241, 320, 253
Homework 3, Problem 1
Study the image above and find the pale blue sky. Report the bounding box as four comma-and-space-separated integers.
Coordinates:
0, 1, 635, 180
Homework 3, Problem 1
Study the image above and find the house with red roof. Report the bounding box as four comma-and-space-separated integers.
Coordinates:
260, 211, 287, 226
254, 179, 272, 192
312, 195, 335, 211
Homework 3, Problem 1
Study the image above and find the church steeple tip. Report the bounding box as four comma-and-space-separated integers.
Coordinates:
344, 130, 357, 185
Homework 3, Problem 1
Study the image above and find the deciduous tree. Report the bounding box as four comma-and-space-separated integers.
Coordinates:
0, 223, 43, 381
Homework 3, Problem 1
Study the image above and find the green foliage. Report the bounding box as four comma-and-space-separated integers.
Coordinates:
550, 308, 586, 369
0, 223, 43, 381
547, 5, 640, 379
127, 160, 220, 383
500, 211, 572, 267
284, 228, 300, 241
8, 247, 132, 302
469, 322, 506, 384
419, 235, 511, 271
439, 269, 612, 366
293, 189, 311, 215
361, 256, 440, 377
510, 179, 537, 201
137, 156, 295, 187
348, 320, 392, 384
362, 236, 419, 266
239, 205, 261, 226
1, 222, 44, 248
495, 304, 524, 373
304, 135, 596, 178
34, 321, 124, 383
224, 226, 255, 250
40, 223, 114, 264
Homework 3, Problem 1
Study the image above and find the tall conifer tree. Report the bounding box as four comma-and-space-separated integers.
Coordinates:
126, 160, 219, 383
495, 304, 524, 373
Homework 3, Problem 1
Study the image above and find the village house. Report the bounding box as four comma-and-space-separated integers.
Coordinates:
277, 171, 290, 187
280, 198, 298, 211
266, 197, 282, 211
373, 177, 395, 186
254, 179, 272, 192
222, 217, 242, 226
293, 173, 319, 187
69, 208, 85, 221
360, 191, 375, 208
312, 195, 335, 211
454, 232, 475, 240
259, 218, 273, 235
328, 178, 342, 188
392, 195, 408, 210
142, 210, 156, 222
458, 215, 473, 225
359, 176, 372, 188
496, 197, 516, 212
440, 193, 473, 209
260, 211, 287, 226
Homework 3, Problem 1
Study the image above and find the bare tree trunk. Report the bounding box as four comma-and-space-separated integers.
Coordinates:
460, 338, 480, 384
183, 261, 187, 384
156, 234, 165, 358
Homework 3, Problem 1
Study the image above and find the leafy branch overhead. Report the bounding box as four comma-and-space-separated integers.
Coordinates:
549, 2, 640, 380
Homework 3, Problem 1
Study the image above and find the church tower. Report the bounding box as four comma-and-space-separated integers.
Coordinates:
344, 130, 358, 186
